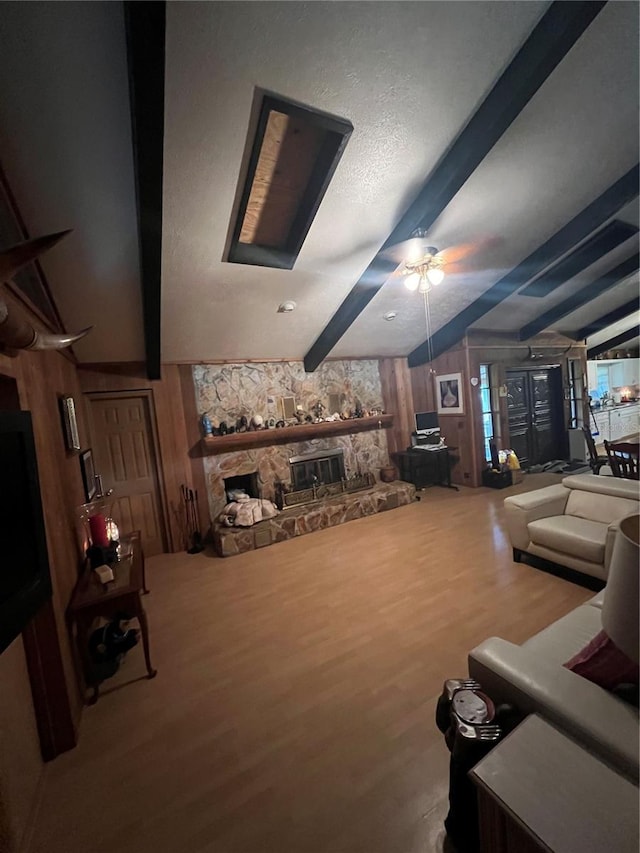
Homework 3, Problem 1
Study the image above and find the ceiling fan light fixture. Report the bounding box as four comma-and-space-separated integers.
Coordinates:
403, 272, 420, 291
426, 266, 445, 286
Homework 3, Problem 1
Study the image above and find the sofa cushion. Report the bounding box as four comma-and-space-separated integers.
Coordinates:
565, 489, 638, 525
528, 516, 608, 565
564, 629, 639, 691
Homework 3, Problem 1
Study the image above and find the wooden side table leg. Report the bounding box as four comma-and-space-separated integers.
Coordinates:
141, 546, 150, 595
136, 600, 157, 679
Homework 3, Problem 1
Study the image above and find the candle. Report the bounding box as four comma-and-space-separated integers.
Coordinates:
89, 513, 109, 548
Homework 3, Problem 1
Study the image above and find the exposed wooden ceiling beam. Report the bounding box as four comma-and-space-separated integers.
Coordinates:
519, 220, 637, 298
303, 1, 607, 372
124, 1, 165, 381
408, 164, 639, 367
519, 250, 639, 340
587, 325, 640, 359
575, 297, 640, 340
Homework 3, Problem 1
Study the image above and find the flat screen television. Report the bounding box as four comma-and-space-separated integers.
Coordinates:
415, 411, 439, 433
0, 411, 52, 654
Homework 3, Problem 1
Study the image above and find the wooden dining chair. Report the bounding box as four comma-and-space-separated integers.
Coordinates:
582, 426, 609, 474
603, 440, 640, 480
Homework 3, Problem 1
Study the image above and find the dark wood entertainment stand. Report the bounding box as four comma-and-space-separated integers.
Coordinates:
396, 447, 459, 491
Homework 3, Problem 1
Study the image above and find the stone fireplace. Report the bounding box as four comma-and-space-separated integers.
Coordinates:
193, 359, 392, 522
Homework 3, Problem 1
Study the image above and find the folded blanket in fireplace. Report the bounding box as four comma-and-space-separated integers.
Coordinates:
220, 495, 279, 527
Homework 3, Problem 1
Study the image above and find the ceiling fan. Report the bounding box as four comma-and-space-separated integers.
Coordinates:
379, 229, 499, 288
316, 229, 497, 284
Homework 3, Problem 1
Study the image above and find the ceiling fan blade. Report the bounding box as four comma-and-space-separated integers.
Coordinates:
438, 242, 479, 265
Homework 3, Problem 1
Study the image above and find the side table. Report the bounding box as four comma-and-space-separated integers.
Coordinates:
67, 531, 157, 704
396, 447, 459, 491
469, 714, 639, 853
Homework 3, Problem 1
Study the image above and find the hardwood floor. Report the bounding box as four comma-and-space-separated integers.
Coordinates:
28, 475, 592, 853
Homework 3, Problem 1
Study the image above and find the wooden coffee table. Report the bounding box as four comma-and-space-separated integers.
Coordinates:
67, 531, 157, 704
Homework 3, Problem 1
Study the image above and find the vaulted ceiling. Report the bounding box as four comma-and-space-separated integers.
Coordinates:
0, 1, 637, 370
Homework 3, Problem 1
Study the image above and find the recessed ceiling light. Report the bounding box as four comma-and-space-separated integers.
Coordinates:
278, 300, 297, 313
383, 311, 397, 321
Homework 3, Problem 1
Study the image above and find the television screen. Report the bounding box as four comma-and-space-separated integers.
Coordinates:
0, 411, 52, 654
415, 411, 439, 432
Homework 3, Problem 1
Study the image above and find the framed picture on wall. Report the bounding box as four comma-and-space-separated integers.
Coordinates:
59, 395, 81, 451
435, 372, 464, 415
79, 448, 97, 502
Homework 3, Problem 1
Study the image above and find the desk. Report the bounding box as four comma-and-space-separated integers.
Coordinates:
469, 715, 639, 853
67, 531, 156, 704
396, 447, 459, 491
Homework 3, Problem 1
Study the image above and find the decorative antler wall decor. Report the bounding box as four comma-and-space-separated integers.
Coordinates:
0, 232, 91, 350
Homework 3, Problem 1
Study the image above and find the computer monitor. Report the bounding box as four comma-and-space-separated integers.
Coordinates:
415, 411, 439, 433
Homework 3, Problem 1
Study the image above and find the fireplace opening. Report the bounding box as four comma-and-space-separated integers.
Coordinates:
289, 448, 345, 491
224, 472, 260, 502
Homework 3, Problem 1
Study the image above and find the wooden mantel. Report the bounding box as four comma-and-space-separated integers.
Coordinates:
201, 414, 394, 455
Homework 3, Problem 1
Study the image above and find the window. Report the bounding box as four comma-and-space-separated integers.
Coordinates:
480, 364, 494, 461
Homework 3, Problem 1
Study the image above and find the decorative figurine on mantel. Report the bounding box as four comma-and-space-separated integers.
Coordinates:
312, 400, 325, 421
201, 412, 213, 437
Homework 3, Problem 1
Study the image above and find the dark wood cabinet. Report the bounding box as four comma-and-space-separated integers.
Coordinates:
396, 448, 458, 490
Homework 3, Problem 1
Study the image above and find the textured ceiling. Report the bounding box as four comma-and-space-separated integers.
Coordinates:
0, 1, 637, 365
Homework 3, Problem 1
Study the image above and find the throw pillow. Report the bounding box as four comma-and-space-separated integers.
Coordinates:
564, 629, 639, 691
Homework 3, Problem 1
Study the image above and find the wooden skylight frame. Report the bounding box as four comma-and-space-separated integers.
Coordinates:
227, 93, 353, 270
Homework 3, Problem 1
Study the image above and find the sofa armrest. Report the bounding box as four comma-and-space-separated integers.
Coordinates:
469, 638, 639, 782
503, 485, 569, 551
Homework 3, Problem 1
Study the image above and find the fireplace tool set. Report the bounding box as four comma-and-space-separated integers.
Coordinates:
181, 485, 204, 553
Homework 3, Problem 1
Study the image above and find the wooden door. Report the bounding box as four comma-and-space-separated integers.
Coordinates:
89, 394, 166, 555
506, 368, 563, 467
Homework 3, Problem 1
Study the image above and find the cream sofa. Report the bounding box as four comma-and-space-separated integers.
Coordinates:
469, 516, 640, 781
504, 473, 639, 581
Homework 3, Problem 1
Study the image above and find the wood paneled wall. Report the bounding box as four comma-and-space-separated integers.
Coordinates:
409, 343, 477, 486
77, 363, 200, 550
0, 295, 90, 849
379, 357, 414, 456
407, 331, 587, 488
